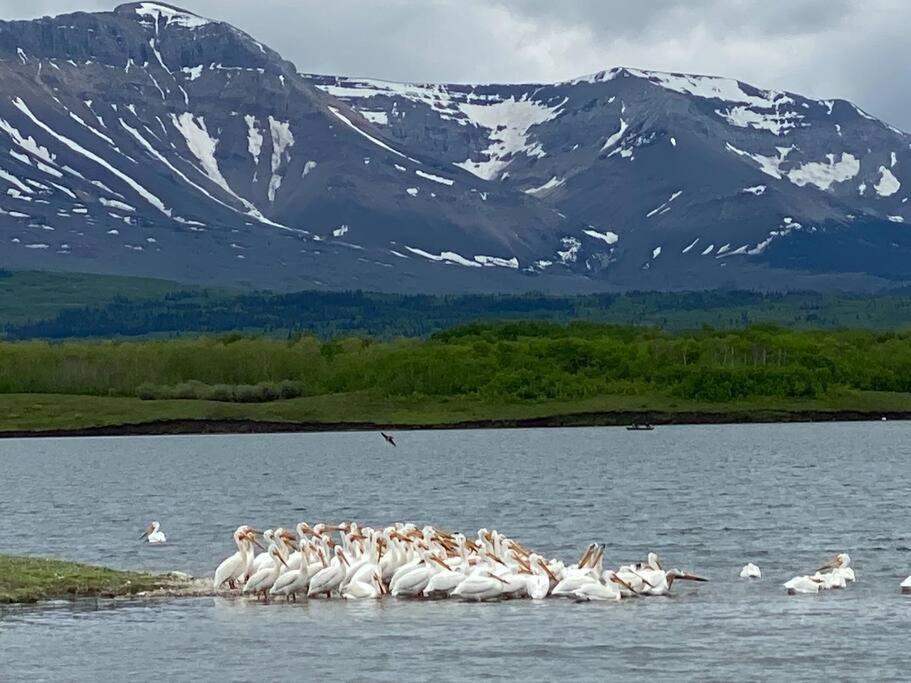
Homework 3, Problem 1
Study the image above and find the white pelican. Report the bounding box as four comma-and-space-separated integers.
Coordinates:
639, 569, 707, 596
139, 521, 166, 544
243, 545, 288, 600
308, 546, 350, 598
213, 527, 259, 590
739, 563, 761, 579
901, 576, 911, 594
573, 580, 621, 602
817, 553, 855, 583
343, 573, 385, 600
452, 569, 507, 602
270, 540, 312, 601
784, 575, 823, 595
392, 552, 449, 597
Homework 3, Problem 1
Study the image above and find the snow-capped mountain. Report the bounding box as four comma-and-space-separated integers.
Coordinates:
0, 3, 908, 292
313, 69, 911, 288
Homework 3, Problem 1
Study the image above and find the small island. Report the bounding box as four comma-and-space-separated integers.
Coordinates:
0, 555, 176, 604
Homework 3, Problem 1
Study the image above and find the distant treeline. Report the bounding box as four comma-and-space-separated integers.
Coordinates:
6, 288, 911, 340
2, 322, 910, 403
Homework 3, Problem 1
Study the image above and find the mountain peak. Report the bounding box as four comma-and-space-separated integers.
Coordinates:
114, 2, 213, 29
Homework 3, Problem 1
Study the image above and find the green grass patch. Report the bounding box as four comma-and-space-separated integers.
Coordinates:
0, 390, 909, 433
0, 555, 168, 604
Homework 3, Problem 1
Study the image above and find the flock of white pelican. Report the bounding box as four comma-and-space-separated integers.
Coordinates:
210, 522, 708, 601
141, 521, 911, 598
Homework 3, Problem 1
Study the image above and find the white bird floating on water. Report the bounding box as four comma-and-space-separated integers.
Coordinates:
739, 563, 761, 579
900, 576, 911, 594
784, 553, 855, 595
139, 521, 167, 544
210, 522, 708, 603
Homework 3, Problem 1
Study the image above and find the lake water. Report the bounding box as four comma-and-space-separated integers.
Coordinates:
1, 424, 910, 681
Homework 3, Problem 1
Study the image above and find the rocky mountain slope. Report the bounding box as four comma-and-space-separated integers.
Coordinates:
0, 3, 907, 292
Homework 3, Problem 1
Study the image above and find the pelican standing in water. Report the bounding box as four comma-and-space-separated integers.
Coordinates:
308, 546, 350, 598
213, 527, 260, 591
139, 521, 167, 544
243, 544, 288, 600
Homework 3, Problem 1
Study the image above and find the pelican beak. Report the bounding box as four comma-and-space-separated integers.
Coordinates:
609, 574, 639, 595
631, 570, 655, 588
139, 530, 150, 540
678, 573, 708, 582
538, 559, 559, 583
340, 552, 350, 567
245, 532, 264, 549
577, 546, 593, 568
278, 554, 289, 568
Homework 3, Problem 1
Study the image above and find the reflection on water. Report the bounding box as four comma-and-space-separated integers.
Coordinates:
1, 424, 910, 680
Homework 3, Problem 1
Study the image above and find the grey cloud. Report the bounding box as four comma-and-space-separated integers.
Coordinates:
1, 0, 909, 129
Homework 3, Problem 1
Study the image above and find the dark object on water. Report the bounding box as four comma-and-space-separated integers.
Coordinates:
381, 432, 397, 447
626, 424, 655, 431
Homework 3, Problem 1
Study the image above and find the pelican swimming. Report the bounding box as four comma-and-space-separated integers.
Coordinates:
139, 521, 166, 544
901, 576, 911, 594
739, 563, 761, 579
816, 553, 855, 583
784, 575, 823, 595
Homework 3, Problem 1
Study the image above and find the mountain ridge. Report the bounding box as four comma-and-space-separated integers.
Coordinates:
0, 3, 906, 292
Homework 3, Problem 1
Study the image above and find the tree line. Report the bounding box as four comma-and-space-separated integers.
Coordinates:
1, 322, 910, 403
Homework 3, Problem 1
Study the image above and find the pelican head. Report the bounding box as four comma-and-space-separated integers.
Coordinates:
816, 552, 851, 573
139, 521, 160, 540
646, 553, 662, 570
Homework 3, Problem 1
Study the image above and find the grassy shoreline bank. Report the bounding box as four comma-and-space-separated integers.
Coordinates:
0, 391, 907, 437
0, 555, 170, 604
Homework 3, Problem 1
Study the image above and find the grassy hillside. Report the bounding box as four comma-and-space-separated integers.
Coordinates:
0, 270, 190, 325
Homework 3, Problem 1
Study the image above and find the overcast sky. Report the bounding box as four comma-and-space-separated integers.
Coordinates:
9, 0, 911, 129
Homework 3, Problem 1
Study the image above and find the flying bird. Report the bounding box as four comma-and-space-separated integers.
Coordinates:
381, 432, 396, 447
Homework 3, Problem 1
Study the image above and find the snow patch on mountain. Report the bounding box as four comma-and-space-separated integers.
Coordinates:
524, 176, 565, 196
267, 116, 294, 202
787, 153, 860, 190
454, 95, 566, 180
474, 254, 519, 269
244, 114, 262, 168
601, 117, 628, 152
405, 246, 481, 268
171, 113, 234, 195
327, 106, 414, 162
715, 106, 805, 136
646, 190, 683, 218
874, 167, 901, 197
133, 3, 211, 29
415, 169, 453, 186
583, 228, 618, 245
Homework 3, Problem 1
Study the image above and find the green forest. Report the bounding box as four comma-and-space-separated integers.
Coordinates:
5, 271, 911, 340
1, 322, 910, 408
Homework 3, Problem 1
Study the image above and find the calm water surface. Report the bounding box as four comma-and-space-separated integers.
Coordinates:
1, 424, 910, 681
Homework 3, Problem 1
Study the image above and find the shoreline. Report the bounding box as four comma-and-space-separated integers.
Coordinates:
0, 409, 903, 439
